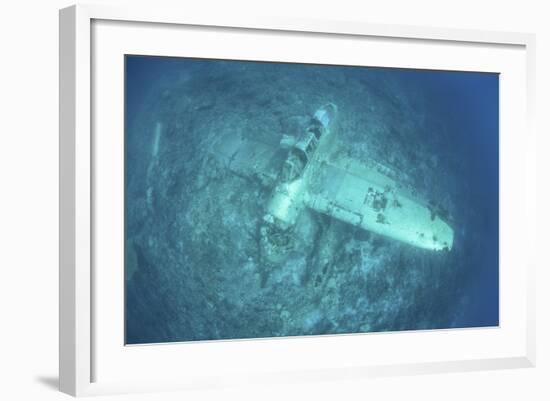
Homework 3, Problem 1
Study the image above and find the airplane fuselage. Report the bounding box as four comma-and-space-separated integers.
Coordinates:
262, 103, 454, 261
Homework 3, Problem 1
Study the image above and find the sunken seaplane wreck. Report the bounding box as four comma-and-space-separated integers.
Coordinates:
213, 104, 454, 264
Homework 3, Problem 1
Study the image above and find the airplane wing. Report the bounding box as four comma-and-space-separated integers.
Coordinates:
210, 133, 287, 187
304, 155, 454, 251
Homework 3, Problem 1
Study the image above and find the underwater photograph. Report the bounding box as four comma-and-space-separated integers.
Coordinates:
124, 55, 499, 345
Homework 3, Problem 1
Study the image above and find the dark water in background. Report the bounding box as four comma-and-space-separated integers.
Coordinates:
124, 55, 499, 344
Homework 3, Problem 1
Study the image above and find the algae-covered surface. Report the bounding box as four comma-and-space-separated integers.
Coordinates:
124, 56, 499, 344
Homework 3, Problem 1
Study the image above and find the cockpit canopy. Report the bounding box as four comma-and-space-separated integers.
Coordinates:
280, 148, 307, 182
279, 103, 337, 183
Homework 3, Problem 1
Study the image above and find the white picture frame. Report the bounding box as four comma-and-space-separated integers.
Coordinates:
59, 3, 536, 397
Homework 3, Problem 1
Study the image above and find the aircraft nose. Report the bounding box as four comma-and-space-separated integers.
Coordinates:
314, 103, 337, 128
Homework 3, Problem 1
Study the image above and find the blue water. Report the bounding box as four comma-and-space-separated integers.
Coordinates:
125, 56, 499, 344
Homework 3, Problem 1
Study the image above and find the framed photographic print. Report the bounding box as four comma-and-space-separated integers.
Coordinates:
59, 4, 536, 396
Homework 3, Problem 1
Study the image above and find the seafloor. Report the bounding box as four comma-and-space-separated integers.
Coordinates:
125, 58, 499, 344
